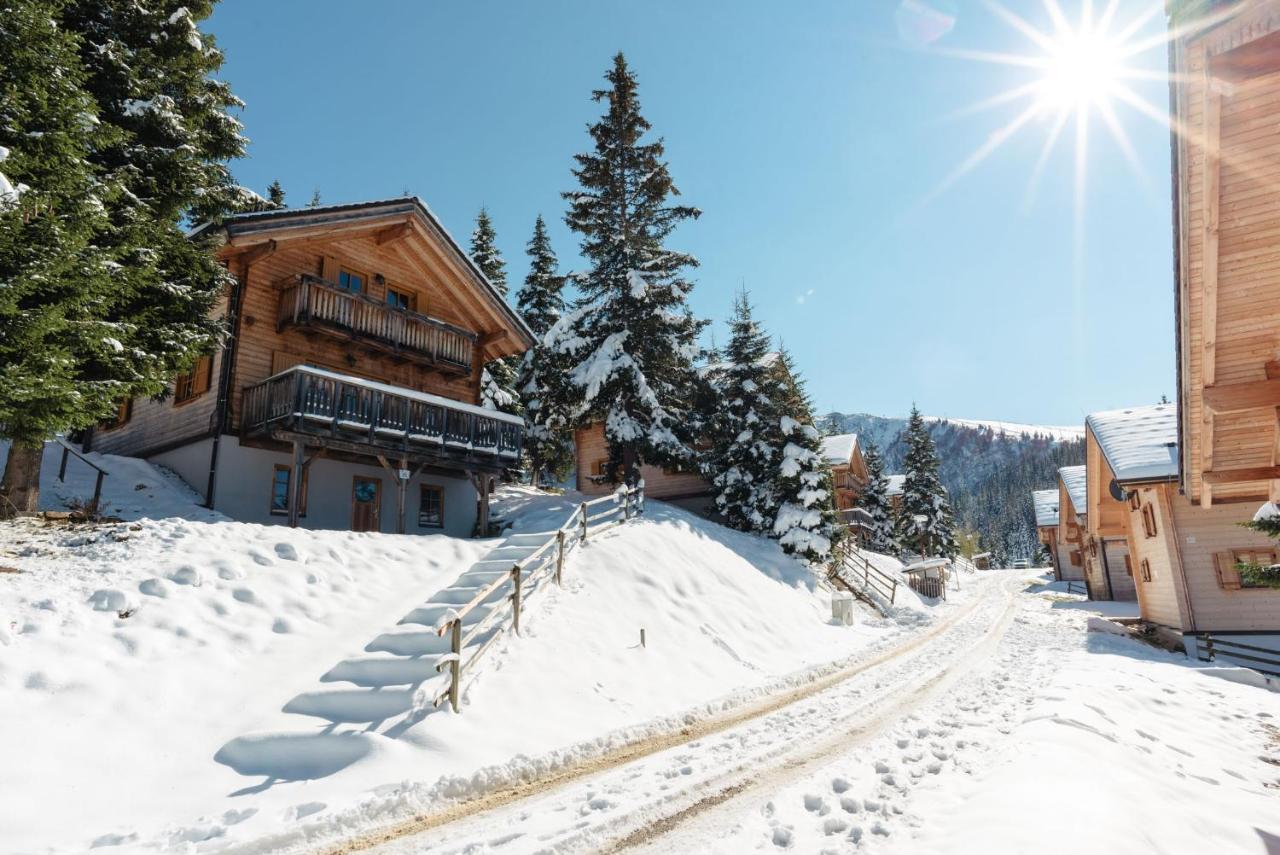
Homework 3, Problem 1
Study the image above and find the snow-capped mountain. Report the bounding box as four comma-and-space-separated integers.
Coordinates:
819, 412, 1086, 561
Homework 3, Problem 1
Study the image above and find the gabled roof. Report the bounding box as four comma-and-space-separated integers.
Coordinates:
1032, 489, 1060, 528
1085, 404, 1178, 484
820, 433, 858, 465
1058, 465, 1087, 516
885, 474, 906, 497
194, 197, 534, 351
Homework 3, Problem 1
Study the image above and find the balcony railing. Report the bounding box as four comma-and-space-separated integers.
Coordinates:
241, 366, 523, 466
277, 274, 476, 373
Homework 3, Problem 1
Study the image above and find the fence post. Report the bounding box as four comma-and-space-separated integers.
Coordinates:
58, 446, 69, 482
512, 563, 522, 635
623, 489, 631, 521
556, 529, 565, 586
90, 470, 105, 516
890, 579, 897, 606
449, 619, 461, 713
581, 502, 589, 543
1203, 634, 1214, 662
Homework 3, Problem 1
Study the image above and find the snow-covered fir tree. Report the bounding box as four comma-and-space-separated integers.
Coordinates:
2, 0, 247, 514
857, 438, 897, 554
770, 349, 841, 561
894, 406, 958, 557
267, 179, 286, 208
550, 53, 706, 485
470, 207, 521, 416
707, 294, 782, 532
515, 215, 573, 486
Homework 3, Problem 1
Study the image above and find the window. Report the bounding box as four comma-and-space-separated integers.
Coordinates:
418, 484, 444, 528
270, 464, 307, 517
1232, 548, 1278, 590
1140, 558, 1152, 582
1128, 491, 1141, 511
1069, 550, 1081, 567
337, 268, 365, 293
174, 355, 213, 404
1124, 554, 1133, 577
1088, 539, 1098, 559
1141, 503, 1158, 538
386, 287, 414, 311
103, 398, 132, 430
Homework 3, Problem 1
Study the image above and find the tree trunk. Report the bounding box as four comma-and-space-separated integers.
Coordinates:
621, 444, 639, 488
1, 441, 44, 519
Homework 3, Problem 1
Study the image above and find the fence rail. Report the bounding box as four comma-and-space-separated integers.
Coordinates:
908, 575, 946, 600
55, 438, 109, 514
829, 541, 899, 614
433, 485, 645, 712
1195, 633, 1280, 677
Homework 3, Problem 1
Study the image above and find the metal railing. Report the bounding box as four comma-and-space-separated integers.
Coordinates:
277, 274, 476, 371
240, 366, 523, 461
1195, 634, 1280, 677
55, 437, 109, 514
433, 485, 645, 712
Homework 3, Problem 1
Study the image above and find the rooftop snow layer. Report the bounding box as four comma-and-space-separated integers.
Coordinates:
1032, 489, 1060, 528
1059, 465, 1087, 515
820, 433, 858, 464
885, 474, 906, 497
1085, 403, 1178, 483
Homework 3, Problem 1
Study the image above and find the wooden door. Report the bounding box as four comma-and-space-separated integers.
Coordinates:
352, 476, 381, 532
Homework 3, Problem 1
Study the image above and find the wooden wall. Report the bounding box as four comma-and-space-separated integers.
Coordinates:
1122, 484, 1189, 630
574, 423, 710, 500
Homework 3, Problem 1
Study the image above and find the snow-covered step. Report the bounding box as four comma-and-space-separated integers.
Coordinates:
321, 656, 439, 688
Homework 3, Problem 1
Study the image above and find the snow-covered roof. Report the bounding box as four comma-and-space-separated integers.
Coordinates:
820, 433, 858, 465
1058, 465, 1087, 516
1085, 403, 1178, 484
281, 365, 525, 426
1032, 489, 1060, 528
885, 474, 906, 497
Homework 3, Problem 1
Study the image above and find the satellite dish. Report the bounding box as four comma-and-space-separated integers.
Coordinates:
1108, 479, 1127, 503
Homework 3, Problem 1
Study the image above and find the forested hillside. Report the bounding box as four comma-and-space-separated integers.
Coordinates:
820, 413, 1085, 562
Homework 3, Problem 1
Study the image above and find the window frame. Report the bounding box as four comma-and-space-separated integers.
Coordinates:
385, 286, 416, 312
102, 398, 133, 431
418, 483, 445, 529
337, 266, 368, 294
174, 354, 214, 405
1140, 558, 1152, 582
1128, 491, 1141, 511
1232, 548, 1278, 590
269, 464, 308, 517
1141, 503, 1158, 538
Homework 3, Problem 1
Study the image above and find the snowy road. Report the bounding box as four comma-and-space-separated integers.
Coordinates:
348, 571, 1026, 854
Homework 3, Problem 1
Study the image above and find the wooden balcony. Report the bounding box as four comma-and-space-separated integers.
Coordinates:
277, 274, 476, 373
240, 365, 523, 472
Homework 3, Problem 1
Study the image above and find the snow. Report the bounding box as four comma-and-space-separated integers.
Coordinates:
819, 432, 858, 465
1059, 464, 1087, 515
1086, 402, 1178, 483
0, 447, 915, 853
1032, 488, 1059, 527
884, 473, 905, 497
926, 416, 1085, 442
0, 144, 27, 207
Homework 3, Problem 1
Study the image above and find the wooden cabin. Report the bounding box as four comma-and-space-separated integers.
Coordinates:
885, 474, 905, 514
820, 433, 870, 511
1081, 421, 1139, 602
1088, 403, 1280, 641
87, 198, 534, 536
574, 422, 711, 508
1057, 465, 1092, 594
1162, 0, 1280, 638
1032, 488, 1081, 582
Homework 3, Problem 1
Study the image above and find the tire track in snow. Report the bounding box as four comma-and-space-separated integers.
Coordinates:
320, 574, 1006, 855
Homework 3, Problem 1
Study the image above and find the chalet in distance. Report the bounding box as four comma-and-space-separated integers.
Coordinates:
1086, 404, 1280, 643
1079, 415, 1139, 603
819, 433, 870, 512
87, 199, 535, 536
1032, 488, 1082, 584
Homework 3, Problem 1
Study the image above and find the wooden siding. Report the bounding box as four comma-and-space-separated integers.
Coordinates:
574, 423, 710, 500
1122, 485, 1189, 630
1173, 6, 1280, 504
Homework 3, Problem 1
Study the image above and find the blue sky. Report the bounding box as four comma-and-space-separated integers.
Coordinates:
208, 0, 1176, 426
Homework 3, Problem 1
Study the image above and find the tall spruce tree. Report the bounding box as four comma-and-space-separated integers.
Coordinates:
708, 294, 781, 532
471, 207, 521, 416
515, 215, 572, 486
267, 179, 285, 208
1, 0, 246, 515
771, 348, 841, 561
858, 438, 898, 554
552, 53, 706, 485
894, 406, 958, 557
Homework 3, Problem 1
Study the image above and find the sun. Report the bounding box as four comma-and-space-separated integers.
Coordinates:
1035, 25, 1126, 113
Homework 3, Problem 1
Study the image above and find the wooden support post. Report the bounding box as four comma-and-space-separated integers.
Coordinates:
1201, 84, 1222, 508
397, 456, 408, 535
288, 439, 303, 528
475, 473, 491, 537
449, 619, 461, 713
90, 471, 105, 516
511, 563, 522, 635
556, 529, 565, 586
581, 502, 589, 543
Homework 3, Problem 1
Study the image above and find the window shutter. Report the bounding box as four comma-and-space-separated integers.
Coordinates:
1214, 552, 1242, 591
192, 355, 213, 395
1124, 554, 1133, 576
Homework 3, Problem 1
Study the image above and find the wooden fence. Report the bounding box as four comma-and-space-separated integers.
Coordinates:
829, 541, 899, 614
55, 438, 109, 514
908, 574, 946, 600
432, 485, 644, 712
1194, 634, 1280, 677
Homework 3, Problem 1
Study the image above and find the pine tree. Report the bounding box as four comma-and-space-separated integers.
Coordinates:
894, 406, 958, 557
470, 207, 521, 416
553, 52, 706, 484
2, 0, 246, 515
857, 438, 897, 553
307, 189, 320, 208
770, 348, 841, 561
707, 294, 781, 532
515, 215, 572, 486
267, 179, 285, 208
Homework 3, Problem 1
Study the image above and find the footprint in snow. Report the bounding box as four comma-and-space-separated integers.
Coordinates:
771, 826, 793, 848
249, 551, 274, 567
831, 777, 850, 794
803, 793, 827, 813
274, 543, 298, 561
232, 588, 257, 605
284, 802, 326, 821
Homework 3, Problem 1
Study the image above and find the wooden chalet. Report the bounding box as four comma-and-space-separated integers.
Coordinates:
1087, 403, 1280, 640
1032, 488, 1082, 583
573, 422, 711, 507
1056, 465, 1094, 595
885, 474, 906, 514
820, 433, 870, 511
1081, 423, 1139, 602
87, 198, 535, 536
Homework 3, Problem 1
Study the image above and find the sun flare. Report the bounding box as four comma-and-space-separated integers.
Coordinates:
1035, 26, 1126, 112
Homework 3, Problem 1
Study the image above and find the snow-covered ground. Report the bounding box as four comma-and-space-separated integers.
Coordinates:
1, 444, 925, 854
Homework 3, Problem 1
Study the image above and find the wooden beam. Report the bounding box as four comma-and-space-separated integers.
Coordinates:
1202, 466, 1280, 486
1201, 81, 1222, 508
237, 239, 278, 266
1202, 378, 1280, 413
375, 222, 414, 246
1269, 362, 1280, 503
